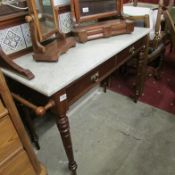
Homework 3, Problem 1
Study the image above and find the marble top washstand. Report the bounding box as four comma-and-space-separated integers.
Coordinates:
1, 27, 150, 97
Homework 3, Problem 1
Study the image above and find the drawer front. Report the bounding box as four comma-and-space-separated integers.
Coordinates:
0, 150, 36, 175
0, 99, 8, 119
0, 115, 22, 163
116, 37, 145, 67
67, 57, 115, 104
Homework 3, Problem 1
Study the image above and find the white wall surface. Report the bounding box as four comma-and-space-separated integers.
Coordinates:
53, 0, 70, 5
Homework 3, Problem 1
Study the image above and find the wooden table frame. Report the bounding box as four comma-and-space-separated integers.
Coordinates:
3, 31, 148, 175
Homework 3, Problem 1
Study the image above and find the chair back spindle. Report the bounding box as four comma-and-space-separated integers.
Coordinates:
153, 0, 164, 48
164, 10, 175, 50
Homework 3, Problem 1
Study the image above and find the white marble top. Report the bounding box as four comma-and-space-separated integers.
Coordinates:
2, 27, 150, 97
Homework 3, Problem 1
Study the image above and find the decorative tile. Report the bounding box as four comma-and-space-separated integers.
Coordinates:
3, 30, 21, 49
21, 23, 32, 47
0, 25, 26, 54
0, 29, 7, 47
59, 12, 73, 33
0, 12, 73, 55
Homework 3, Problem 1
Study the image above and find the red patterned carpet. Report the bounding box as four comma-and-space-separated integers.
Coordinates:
110, 49, 175, 114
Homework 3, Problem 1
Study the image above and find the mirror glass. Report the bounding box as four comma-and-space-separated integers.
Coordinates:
35, 0, 56, 40
79, 0, 117, 17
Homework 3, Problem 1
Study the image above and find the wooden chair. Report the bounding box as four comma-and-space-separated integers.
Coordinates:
164, 10, 175, 50
169, 7, 175, 24
103, 0, 166, 92
124, 0, 166, 79
164, 0, 175, 52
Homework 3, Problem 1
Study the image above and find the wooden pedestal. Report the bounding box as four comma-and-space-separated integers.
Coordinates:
73, 19, 134, 43
33, 37, 76, 62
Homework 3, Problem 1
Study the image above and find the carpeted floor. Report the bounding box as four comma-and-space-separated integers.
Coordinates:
110, 49, 175, 114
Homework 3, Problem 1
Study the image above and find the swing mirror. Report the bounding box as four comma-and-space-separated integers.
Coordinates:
72, 0, 123, 23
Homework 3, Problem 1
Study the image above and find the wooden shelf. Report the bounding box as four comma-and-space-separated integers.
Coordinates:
0, 11, 28, 29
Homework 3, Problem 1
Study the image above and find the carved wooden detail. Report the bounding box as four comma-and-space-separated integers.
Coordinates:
0, 47, 34, 80
71, 0, 134, 42
73, 19, 134, 43
52, 90, 77, 174
134, 44, 147, 102
26, 0, 76, 62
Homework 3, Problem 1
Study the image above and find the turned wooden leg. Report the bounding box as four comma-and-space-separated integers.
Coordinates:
22, 106, 40, 150
134, 45, 147, 103
16, 103, 40, 150
23, 107, 40, 150
101, 76, 112, 93
154, 49, 165, 80
52, 91, 77, 175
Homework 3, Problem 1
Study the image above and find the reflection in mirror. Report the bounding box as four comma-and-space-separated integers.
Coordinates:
79, 0, 117, 17
34, 0, 56, 40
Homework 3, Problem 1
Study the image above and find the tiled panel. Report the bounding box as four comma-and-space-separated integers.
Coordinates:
59, 12, 73, 33
21, 23, 32, 48
0, 25, 26, 54
0, 11, 73, 54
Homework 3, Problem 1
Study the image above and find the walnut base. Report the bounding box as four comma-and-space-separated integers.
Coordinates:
73, 19, 134, 43
0, 47, 34, 80
33, 37, 76, 62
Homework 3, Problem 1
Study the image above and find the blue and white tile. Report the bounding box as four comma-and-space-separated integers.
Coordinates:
0, 25, 26, 54
59, 12, 73, 33
21, 23, 32, 47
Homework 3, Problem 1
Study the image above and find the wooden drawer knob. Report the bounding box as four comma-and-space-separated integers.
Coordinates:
91, 72, 99, 83
129, 46, 135, 55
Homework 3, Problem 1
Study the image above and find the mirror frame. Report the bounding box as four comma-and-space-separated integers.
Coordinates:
71, 0, 123, 23
28, 0, 58, 42
26, 0, 76, 62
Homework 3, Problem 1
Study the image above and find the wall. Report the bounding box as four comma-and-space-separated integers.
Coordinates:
54, 0, 70, 5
